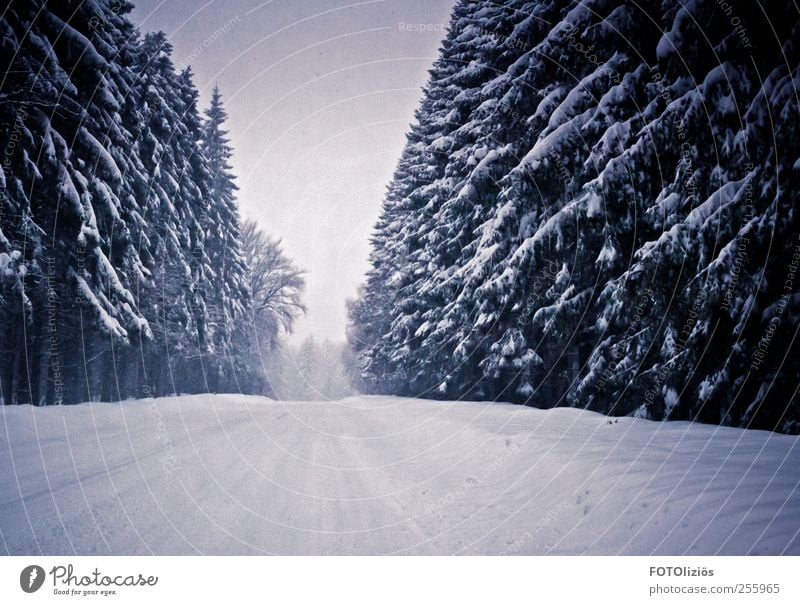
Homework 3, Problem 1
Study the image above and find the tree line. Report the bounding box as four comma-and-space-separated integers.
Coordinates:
349, 0, 800, 432
0, 0, 304, 404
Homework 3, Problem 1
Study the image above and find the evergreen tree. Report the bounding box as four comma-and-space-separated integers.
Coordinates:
0, 1, 305, 405
1, 0, 148, 404
201, 86, 250, 391
350, 0, 800, 433
272, 337, 355, 401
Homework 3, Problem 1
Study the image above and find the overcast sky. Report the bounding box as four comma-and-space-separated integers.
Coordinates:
129, 0, 455, 343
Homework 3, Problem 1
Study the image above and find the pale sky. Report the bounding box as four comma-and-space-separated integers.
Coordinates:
130, 0, 455, 343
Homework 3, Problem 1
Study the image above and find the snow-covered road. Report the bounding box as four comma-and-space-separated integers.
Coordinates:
1, 395, 798, 555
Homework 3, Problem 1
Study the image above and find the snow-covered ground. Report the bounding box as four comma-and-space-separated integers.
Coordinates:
1, 395, 798, 555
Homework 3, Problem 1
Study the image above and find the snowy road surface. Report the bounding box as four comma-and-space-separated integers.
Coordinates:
1, 395, 799, 555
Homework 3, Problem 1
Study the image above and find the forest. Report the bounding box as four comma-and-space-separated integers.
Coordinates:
349, 0, 800, 433
2, 0, 799, 435
0, 0, 304, 405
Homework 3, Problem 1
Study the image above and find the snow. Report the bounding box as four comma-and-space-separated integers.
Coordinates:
72, 273, 128, 340
80, 127, 123, 183
0, 252, 12, 276
584, 188, 604, 218
521, 110, 592, 171
655, 0, 700, 60
595, 240, 618, 265
1, 395, 798, 555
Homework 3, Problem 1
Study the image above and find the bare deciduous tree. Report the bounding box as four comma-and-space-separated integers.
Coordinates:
242, 219, 306, 352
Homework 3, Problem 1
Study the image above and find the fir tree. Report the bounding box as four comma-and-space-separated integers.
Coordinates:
0, 1, 305, 404
201, 85, 249, 391
350, 0, 800, 433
